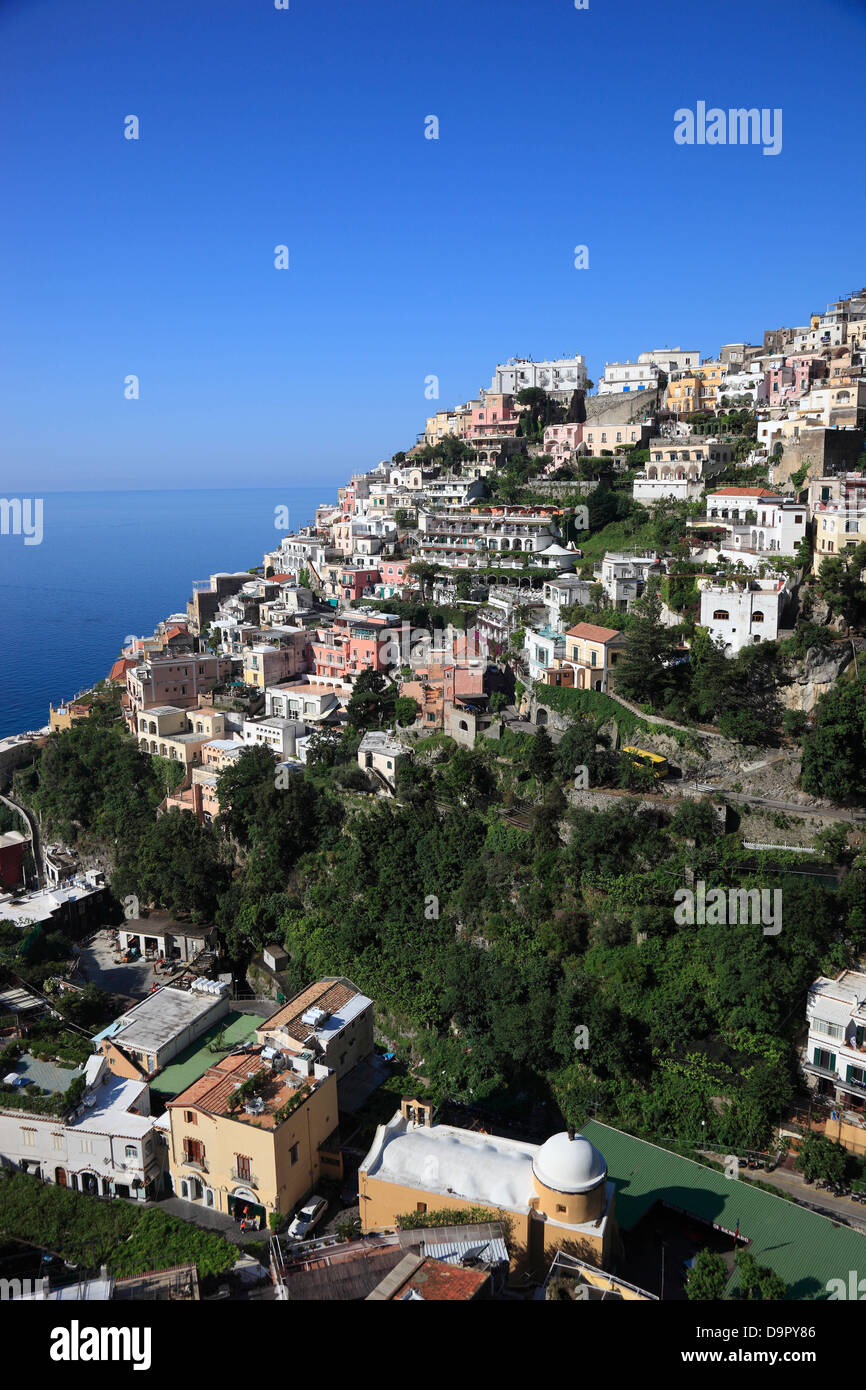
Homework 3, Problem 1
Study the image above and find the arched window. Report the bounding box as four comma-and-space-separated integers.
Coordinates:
712, 609, 730, 621
751, 611, 764, 623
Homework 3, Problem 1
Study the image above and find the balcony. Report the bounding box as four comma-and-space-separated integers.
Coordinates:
231, 1168, 258, 1188
182, 1156, 209, 1174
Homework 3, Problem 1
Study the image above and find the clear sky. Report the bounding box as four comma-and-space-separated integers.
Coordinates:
1, 0, 865, 492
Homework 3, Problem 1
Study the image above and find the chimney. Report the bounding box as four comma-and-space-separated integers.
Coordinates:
567, 1128, 575, 1142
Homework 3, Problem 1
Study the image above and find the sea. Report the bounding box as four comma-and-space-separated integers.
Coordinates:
0, 487, 335, 739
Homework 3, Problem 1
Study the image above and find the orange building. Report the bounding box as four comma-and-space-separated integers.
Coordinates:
359, 1101, 617, 1277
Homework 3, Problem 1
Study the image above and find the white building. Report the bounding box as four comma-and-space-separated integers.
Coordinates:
524, 627, 566, 681
803, 970, 866, 1115
704, 488, 807, 556
698, 576, 788, 655
598, 553, 661, 609
357, 731, 410, 790
490, 355, 587, 398
541, 575, 594, 627
598, 361, 659, 395
0, 1055, 164, 1201
638, 348, 700, 374
633, 474, 705, 503
242, 715, 307, 760
265, 684, 342, 724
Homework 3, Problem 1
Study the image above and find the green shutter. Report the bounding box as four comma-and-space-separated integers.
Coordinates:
847, 1064, 854, 1082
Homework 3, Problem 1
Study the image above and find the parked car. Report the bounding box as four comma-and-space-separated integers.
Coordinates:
288, 1195, 328, 1241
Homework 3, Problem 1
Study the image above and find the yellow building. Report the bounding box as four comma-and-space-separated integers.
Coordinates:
563, 622, 628, 692
666, 362, 727, 415
359, 1101, 617, 1276
164, 1047, 339, 1227
812, 502, 866, 573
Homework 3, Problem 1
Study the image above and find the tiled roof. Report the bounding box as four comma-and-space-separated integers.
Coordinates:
260, 979, 358, 1043
566, 622, 622, 643
166, 1048, 314, 1128
709, 488, 780, 498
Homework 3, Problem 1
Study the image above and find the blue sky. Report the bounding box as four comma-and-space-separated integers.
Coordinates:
1, 0, 865, 491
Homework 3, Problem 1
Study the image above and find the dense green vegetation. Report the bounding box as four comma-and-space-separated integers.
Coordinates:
0, 1170, 235, 1278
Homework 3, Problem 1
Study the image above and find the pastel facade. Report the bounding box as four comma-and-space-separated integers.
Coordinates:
165, 1047, 339, 1224
563, 622, 628, 691
359, 1103, 616, 1277
579, 422, 651, 455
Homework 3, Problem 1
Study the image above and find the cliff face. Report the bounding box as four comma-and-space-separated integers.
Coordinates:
781, 641, 855, 712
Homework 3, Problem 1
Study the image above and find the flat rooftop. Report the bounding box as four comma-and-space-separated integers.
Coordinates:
102, 986, 225, 1055
581, 1119, 866, 1300
150, 1011, 266, 1100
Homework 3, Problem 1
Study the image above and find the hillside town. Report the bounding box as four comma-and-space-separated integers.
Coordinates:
3, 285, 866, 1304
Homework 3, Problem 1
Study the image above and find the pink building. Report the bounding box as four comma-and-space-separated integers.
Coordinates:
469, 393, 519, 439
758, 355, 826, 405
543, 423, 584, 467
126, 653, 231, 717
339, 566, 381, 602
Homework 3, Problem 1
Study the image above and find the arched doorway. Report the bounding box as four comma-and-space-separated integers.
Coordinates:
536, 707, 548, 726
55, 1167, 67, 1188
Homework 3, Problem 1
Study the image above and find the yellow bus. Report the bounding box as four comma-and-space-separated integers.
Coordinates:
622, 746, 669, 781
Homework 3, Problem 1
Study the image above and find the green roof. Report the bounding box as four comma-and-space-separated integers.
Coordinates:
150, 1011, 266, 1100
581, 1119, 866, 1300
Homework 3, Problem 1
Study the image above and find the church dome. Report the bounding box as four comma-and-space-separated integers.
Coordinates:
532, 1131, 607, 1194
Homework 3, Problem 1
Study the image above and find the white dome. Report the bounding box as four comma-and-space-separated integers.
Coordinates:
532, 1132, 606, 1194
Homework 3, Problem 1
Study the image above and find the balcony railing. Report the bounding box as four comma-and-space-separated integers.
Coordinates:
182, 1156, 209, 1174
231, 1168, 258, 1188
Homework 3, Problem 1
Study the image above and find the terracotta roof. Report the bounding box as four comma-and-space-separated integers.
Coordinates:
260, 978, 358, 1044
566, 622, 622, 643
708, 488, 780, 498
390, 1257, 490, 1301
108, 658, 135, 683
166, 1048, 316, 1128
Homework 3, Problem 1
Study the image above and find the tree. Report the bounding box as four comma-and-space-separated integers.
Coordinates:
800, 678, 866, 803
528, 727, 556, 785
489, 691, 508, 715
795, 1131, 847, 1185
816, 542, 866, 629
685, 1249, 728, 1301
346, 670, 397, 730
734, 1250, 786, 1301
394, 696, 419, 727
614, 579, 678, 707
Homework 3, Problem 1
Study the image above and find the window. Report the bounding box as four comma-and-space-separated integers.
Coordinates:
290, 1143, 300, 1165
80, 1137, 94, 1154
416, 1202, 427, 1214
556, 1204, 567, 1213
20, 1128, 36, 1148
751, 612, 764, 624
814, 1017, 844, 1042
712, 610, 730, 621
184, 1110, 197, 1125
235, 1154, 252, 1181
53, 1133, 63, 1151
125, 1144, 137, 1161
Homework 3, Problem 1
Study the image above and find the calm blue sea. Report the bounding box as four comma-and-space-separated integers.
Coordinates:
0, 487, 334, 738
